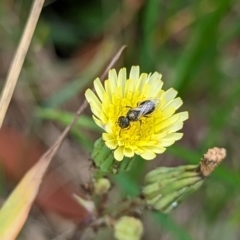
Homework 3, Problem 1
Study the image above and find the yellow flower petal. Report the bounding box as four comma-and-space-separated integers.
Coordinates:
163, 132, 183, 141
85, 89, 102, 117
167, 122, 184, 133
118, 68, 127, 95
163, 88, 178, 102
105, 139, 118, 149
148, 72, 162, 85
108, 69, 118, 87
159, 139, 176, 147
123, 147, 134, 158
148, 145, 166, 154
114, 146, 124, 161
129, 66, 140, 83
135, 73, 148, 92
161, 97, 183, 111
93, 115, 104, 129
154, 114, 180, 132
104, 80, 114, 103
177, 111, 189, 121
102, 132, 114, 141
85, 89, 101, 108
140, 151, 156, 160
150, 78, 163, 98
161, 107, 176, 120
93, 78, 105, 101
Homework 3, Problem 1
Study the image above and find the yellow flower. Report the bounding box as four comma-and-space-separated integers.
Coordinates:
85, 66, 188, 161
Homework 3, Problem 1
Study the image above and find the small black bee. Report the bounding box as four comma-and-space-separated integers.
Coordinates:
117, 99, 160, 131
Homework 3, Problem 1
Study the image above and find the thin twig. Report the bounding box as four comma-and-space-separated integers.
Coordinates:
100, 45, 126, 80
0, 0, 45, 127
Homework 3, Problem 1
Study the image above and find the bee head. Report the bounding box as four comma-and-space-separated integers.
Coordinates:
118, 116, 130, 129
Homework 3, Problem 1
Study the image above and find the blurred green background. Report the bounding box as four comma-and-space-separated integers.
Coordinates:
0, 0, 240, 239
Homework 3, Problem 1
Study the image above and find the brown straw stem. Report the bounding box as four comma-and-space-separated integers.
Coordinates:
0, 0, 45, 127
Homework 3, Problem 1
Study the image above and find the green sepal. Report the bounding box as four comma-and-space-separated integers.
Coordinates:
142, 165, 204, 213
91, 138, 115, 173
154, 179, 204, 213
144, 165, 198, 184
91, 138, 136, 175
143, 171, 200, 199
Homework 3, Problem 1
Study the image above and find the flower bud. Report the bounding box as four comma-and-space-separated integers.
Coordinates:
114, 216, 143, 240
142, 147, 226, 213
142, 165, 203, 213
94, 178, 111, 195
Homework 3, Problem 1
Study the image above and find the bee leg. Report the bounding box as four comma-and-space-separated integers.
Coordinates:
119, 125, 131, 137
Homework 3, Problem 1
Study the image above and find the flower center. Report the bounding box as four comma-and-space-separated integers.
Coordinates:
107, 96, 162, 146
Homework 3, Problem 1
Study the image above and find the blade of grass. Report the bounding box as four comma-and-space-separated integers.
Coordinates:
202, 81, 240, 149
151, 211, 193, 240
0, 0, 45, 127
140, 0, 160, 70
36, 107, 101, 132
70, 129, 94, 152
113, 172, 140, 197
173, 0, 231, 94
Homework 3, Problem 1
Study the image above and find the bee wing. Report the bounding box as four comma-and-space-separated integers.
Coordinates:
146, 99, 161, 111
136, 107, 148, 118
138, 101, 155, 117
138, 98, 161, 107
149, 98, 161, 107
133, 98, 161, 119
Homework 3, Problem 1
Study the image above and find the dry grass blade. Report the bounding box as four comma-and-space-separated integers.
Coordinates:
0, 0, 45, 128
